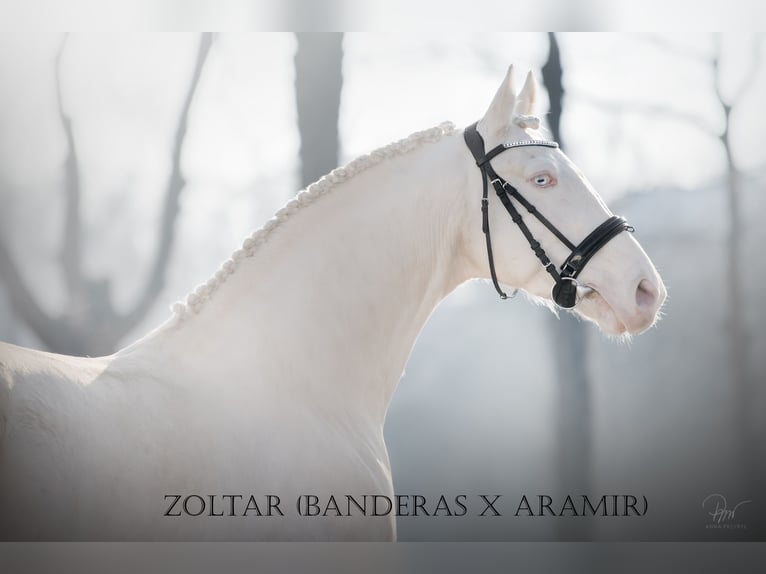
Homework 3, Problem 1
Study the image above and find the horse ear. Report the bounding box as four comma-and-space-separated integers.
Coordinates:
478, 65, 516, 138
517, 70, 537, 115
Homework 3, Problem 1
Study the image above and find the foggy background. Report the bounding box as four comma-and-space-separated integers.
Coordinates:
0, 33, 764, 541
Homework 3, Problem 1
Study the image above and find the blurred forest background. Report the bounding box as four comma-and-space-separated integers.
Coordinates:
0, 32, 764, 540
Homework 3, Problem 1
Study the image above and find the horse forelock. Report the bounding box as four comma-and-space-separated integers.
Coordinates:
512, 114, 541, 130
171, 121, 457, 321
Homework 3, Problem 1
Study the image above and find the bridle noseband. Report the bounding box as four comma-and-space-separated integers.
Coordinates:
464, 122, 634, 309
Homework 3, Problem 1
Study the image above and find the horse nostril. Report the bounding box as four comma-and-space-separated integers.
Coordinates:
635, 278, 659, 310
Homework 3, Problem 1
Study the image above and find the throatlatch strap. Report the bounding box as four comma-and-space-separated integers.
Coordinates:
469, 126, 510, 298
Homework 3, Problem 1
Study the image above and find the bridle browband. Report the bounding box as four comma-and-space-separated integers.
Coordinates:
464, 122, 634, 309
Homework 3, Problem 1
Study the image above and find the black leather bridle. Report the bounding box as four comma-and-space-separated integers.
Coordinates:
464, 122, 634, 309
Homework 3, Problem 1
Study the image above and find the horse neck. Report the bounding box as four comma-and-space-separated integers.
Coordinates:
139, 131, 472, 425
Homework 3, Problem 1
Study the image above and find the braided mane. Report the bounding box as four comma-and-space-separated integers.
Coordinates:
171, 121, 457, 320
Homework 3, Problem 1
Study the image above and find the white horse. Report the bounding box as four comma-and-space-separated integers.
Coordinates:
0, 67, 665, 541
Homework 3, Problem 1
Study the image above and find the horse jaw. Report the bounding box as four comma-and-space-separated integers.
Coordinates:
575, 290, 632, 336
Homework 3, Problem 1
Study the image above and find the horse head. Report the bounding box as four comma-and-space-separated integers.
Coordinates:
461, 66, 666, 335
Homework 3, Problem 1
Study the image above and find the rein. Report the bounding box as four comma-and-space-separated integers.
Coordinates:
463, 122, 633, 308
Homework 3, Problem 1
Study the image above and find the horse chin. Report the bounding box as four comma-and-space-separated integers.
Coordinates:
575, 289, 629, 336
526, 283, 628, 336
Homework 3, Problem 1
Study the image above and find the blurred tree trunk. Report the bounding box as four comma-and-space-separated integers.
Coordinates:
0, 34, 212, 356
542, 33, 564, 147
542, 32, 593, 538
294, 33, 344, 189
712, 37, 762, 525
